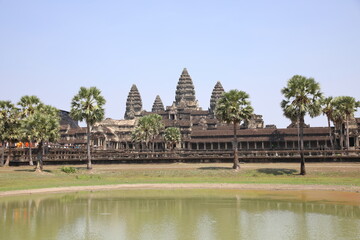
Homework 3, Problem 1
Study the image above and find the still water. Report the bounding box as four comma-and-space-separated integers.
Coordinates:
0, 189, 359, 240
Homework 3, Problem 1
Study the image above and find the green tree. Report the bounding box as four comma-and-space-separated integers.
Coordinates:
22, 104, 60, 171
164, 127, 181, 150
321, 96, 334, 149
148, 114, 164, 151
132, 114, 164, 151
332, 96, 360, 149
18, 95, 42, 165
281, 75, 323, 175
70, 87, 106, 170
0, 101, 20, 167
215, 90, 254, 170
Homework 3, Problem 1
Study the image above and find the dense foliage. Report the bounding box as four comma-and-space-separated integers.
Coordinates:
164, 127, 181, 150
132, 114, 164, 151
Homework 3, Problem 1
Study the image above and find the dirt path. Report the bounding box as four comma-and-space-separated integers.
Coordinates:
1, 183, 360, 197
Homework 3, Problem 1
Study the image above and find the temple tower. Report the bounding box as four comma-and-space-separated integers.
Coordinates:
151, 95, 165, 112
209, 81, 225, 114
124, 84, 143, 119
174, 68, 199, 110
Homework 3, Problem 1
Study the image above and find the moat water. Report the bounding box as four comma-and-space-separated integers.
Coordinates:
1, 189, 359, 240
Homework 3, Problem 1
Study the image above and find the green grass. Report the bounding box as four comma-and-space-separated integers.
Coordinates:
0, 163, 359, 192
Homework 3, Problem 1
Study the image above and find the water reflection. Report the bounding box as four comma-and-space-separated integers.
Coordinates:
0, 190, 359, 240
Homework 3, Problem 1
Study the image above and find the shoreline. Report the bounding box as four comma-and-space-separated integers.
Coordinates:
1, 183, 360, 197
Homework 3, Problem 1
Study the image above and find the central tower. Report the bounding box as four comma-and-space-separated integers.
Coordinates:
174, 68, 199, 110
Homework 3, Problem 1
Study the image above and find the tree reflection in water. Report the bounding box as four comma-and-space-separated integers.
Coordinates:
0, 190, 359, 240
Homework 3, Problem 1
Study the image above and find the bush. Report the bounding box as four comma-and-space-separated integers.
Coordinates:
61, 166, 77, 174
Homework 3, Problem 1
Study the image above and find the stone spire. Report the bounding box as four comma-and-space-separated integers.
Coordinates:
175, 68, 198, 109
151, 95, 164, 112
209, 81, 225, 113
124, 84, 142, 119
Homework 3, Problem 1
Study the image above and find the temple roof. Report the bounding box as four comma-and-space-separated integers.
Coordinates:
175, 68, 197, 109
94, 118, 136, 127
124, 84, 142, 119
209, 81, 225, 113
151, 95, 165, 112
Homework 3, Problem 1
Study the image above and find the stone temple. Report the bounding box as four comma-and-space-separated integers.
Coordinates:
59, 68, 360, 151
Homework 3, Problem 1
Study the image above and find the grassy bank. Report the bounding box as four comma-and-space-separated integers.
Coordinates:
0, 163, 359, 192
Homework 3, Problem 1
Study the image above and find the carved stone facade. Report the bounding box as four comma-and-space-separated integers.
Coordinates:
242, 114, 264, 129
92, 118, 137, 150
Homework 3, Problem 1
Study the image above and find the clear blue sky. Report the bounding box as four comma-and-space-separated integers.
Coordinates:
1, 0, 359, 128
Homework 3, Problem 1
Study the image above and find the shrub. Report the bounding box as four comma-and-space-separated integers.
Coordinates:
61, 166, 77, 174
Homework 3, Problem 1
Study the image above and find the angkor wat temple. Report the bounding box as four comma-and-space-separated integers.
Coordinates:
59, 68, 360, 151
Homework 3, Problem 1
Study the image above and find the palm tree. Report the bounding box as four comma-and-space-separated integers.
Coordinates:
131, 126, 146, 151
0, 101, 20, 167
22, 104, 60, 171
281, 75, 323, 175
132, 114, 164, 151
215, 90, 254, 170
321, 97, 334, 149
332, 96, 360, 149
148, 114, 164, 151
164, 127, 181, 151
70, 87, 106, 170
18, 95, 42, 165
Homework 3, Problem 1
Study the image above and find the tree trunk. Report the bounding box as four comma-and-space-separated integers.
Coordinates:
297, 116, 300, 150
339, 124, 344, 150
233, 122, 240, 170
345, 115, 350, 149
86, 123, 92, 170
29, 140, 34, 166
299, 116, 306, 175
1, 141, 5, 167
333, 124, 338, 149
151, 140, 154, 157
327, 117, 334, 149
35, 141, 43, 172
4, 141, 11, 167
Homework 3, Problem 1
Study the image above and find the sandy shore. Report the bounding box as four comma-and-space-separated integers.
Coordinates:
1, 183, 360, 197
